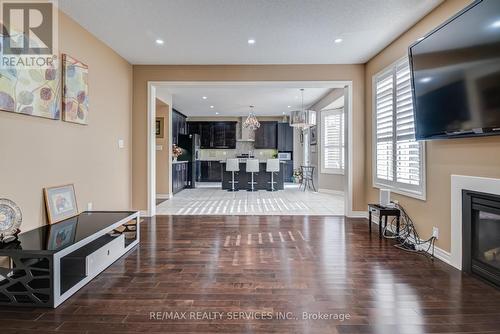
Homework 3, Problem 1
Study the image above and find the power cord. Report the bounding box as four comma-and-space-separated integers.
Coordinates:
381, 202, 437, 259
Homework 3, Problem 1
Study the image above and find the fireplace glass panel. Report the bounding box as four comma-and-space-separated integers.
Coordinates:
473, 211, 500, 271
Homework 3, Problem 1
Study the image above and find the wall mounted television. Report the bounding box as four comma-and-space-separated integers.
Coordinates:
409, 0, 500, 140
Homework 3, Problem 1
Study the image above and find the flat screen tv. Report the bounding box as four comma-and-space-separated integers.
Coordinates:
409, 0, 500, 140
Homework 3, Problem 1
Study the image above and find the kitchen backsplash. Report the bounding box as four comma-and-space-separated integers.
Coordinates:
200, 144, 277, 161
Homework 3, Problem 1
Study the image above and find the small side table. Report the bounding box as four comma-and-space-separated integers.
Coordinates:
368, 204, 401, 238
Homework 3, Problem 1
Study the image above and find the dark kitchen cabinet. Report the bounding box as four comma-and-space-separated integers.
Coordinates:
172, 109, 187, 145
200, 161, 222, 182
200, 123, 213, 149
213, 122, 236, 149
172, 162, 188, 194
283, 161, 294, 183
277, 122, 294, 152
254, 121, 277, 149
189, 121, 236, 149
188, 122, 201, 135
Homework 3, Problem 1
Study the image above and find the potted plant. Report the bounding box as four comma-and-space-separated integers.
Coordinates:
293, 168, 303, 184
172, 144, 182, 161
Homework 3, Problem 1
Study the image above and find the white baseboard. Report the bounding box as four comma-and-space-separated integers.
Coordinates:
347, 211, 368, 218
318, 188, 344, 196
369, 214, 451, 264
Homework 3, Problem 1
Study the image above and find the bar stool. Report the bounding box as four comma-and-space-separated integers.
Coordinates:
226, 159, 240, 192
246, 159, 259, 192
266, 159, 280, 192
300, 165, 316, 192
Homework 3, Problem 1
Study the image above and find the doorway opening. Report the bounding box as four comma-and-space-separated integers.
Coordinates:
146, 81, 354, 217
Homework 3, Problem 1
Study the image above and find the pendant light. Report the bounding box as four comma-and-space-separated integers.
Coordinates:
289, 89, 316, 128
243, 105, 260, 130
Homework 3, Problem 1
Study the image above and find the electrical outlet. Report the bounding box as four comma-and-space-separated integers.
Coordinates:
118, 139, 124, 149
432, 226, 439, 239
87, 202, 93, 211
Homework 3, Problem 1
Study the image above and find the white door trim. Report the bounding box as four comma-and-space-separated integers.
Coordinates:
146, 81, 354, 217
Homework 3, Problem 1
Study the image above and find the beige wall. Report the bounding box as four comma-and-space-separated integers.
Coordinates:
155, 100, 170, 195
132, 65, 366, 211
0, 12, 133, 232
364, 0, 500, 252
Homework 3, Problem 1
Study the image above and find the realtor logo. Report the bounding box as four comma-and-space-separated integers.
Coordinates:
1, 0, 58, 68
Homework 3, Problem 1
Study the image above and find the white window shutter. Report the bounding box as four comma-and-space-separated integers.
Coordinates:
321, 109, 344, 174
373, 58, 425, 200
375, 70, 394, 182
395, 60, 420, 186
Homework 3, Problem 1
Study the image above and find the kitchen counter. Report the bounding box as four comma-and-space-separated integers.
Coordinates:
220, 161, 285, 191
220, 160, 287, 164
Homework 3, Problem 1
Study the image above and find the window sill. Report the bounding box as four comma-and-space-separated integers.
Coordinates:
373, 182, 426, 201
321, 169, 345, 175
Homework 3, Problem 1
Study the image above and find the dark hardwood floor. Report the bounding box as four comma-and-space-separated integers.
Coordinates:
2, 215, 500, 333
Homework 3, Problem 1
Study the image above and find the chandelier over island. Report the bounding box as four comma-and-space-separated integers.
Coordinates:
243, 105, 260, 130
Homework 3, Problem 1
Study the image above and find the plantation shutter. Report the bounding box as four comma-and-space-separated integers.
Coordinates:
395, 59, 420, 186
375, 69, 394, 182
373, 57, 425, 199
322, 109, 344, 173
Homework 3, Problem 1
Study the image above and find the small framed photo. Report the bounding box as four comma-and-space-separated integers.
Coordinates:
156, 117, 164, 138
46, 218, 78, 251
43, 184, 79, 224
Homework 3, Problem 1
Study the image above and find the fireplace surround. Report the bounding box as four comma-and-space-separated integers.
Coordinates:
462, 190, 500, 287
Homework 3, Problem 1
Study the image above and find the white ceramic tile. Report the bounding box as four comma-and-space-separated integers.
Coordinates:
156, 185, 344, 216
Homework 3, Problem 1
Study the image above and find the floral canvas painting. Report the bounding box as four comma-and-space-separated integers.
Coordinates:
0, 66, 60, 119
62, 54, 88, 125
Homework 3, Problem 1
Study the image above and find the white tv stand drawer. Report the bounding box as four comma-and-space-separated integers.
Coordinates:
86, 234, 125, 276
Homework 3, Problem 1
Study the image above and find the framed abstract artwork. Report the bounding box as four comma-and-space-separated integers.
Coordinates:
43, 184, 79, 224
62, 54, 88, 125
0, 66, 60, 119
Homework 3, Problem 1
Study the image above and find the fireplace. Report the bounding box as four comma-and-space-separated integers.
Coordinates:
462, 190, 500, 287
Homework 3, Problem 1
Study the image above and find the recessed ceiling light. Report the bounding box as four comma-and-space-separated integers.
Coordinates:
334, 38, 343, 43
287, 105, 291, 108
210, 105, 214, 109
247, 39, 256, 45
202, 96, 207, 100
215, 112, 219, 115
491, 20, 500, 28
155, 39, 164, 45
420, 77, 432, 83
282, 112, 286, 115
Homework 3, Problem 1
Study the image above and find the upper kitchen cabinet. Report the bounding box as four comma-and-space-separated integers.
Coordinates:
172, 109, 187, 145
254, 121, 277, 149
277, 122, 294, 151
187, 121, 201, 135
188, 121, 236, 149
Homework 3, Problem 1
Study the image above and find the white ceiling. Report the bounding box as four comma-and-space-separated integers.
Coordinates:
59, 0, 443, 65
155, 84, 338, 116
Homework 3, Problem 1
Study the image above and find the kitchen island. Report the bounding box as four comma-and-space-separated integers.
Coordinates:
220, 160, 286, 191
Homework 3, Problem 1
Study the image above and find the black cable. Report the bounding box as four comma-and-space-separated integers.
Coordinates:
380, 202, 436, 259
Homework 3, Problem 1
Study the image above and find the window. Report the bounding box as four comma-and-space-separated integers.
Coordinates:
321, 108, 344, 174
373, 58, 426, 200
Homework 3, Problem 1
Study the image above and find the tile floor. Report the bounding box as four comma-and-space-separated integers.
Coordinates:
156, 183, 344, 215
